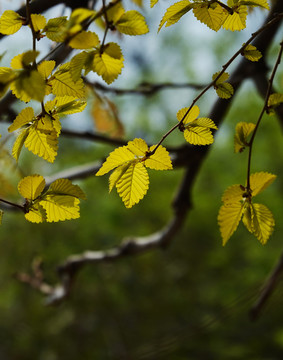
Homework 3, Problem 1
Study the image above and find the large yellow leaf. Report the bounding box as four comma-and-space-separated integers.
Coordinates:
69, 30, 99, 49
8, 107, 34, 132
0, 10, 23, 35
24, 126, 58, 162
49, 70, 85, 98
115, 162, 149, 208
25, 204, 46, 223
218, 202, 245, 246
193, 3, 226, 31
40, 195, 80, 222
145, 145, 173, 170
116, 11, 149, 35
93, 43, 124, 84
158, 0, 193, 32
96, 146, 135, 176
18, 174, 45, 200
49, 178, 86, 200
234, 122, 255, 153
249, 172, 276, 197
222, 5, 247, 31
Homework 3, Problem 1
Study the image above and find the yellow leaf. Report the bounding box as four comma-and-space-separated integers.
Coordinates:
11, 70, 46, 102
93, 43, 124, 84
44, 17, 68, 42
151, 0, 159, 7
30, 14, 46, 32
49, 69, 85, 98
109, 163, 131, 192
12, 128, 29, 161
11, 50, 39, 69
0, 67, 15, 97
127, 138, 148, 156
145, 145, 173, 170
193, 117, 218, 129
234, 122, 255, 153
69, 51, 91, 81
96, 146, 135, 176
177, 106, 199, 124
242, 203, 274, 244
115, 162, 149, 208
69, 30, 99, 49
158, 0, 193, 32
193, 3, 226, 31
218, 202, 246, 245
25, 203, 46, 223
37, 60, 56, 79
213, 72, 234, 99
70, 8, 95, 24
242, 44, 262, 62
249, 172, 276, 197
24, 126, 58, 162
8, 107, 34, 132
106, 3, 125, 24
221, 184, 244, 204
184, 126, 214, 145
47, 96, 87, 116
267, 93, 283, 115
0, 10, 23, 35
49, 178, 86, 200
18, 174, 45, 200
222, 4, 247, 31
40, 195, 80, 222
116, 11, 149, 35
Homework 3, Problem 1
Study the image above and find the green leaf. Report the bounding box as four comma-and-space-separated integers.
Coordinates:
10, 70, 46, 102
46, 96, 87, 116
44, 17, 68, 42
25, 203, 46, 223
158, 0, 193, 32
30, 14, 46, 32
213, 72, 234, 99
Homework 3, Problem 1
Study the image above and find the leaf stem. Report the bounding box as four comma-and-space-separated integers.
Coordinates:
246, 40, 283, 190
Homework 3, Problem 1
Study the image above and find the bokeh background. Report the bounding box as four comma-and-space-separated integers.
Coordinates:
0, 0, 283, 359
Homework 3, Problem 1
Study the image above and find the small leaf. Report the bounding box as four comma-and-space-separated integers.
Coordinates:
116, 11, 149, 35
37, 60, 56, 79
44, 17, 68, 42
158, 0, 193, 32
193, 3, 226, 31
221, 184, 244, 205
18, 174, 45, 200
49, 68, 85, 98
12, 128, 29, 161
145, 145, 173, 170
249, 172, 276, 197
127, 138, 148, 156
48, 178, 86, 200
0, 10, 23, 35
11, 70, 46, 102
30, 14, 46, 32
184, 126, 214, 145
213, 72, 233, 99
25, 203, 46, 223
177, 106, 199, 124
40, 195, 80, 222
234, 122, 255, 153
267, 93, 283, 115
222, 4, 247, 31
218, 202, 245, 245
47, 96, 87, 116
115, 162, 149, 208
242, 44, 262, 62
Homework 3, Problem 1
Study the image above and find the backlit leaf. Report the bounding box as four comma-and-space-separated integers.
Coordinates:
18, 174, 45, 200
11, 70, 46, 102
249, 172, 276, 197
234, 122, 255, 153
184, 126, 214, 145
145, 145, 173, 170
69, 30, 99, 49
8, 107, 34, 132
218, 202, 245, 245
115, 162, 149, 208
222, 4, 247, 31
44, 17, 68, 42
242, 44, 262, 62
267, 93, 283, 115
116, 11, 149, 35
0, 10, 23, 35
193, 3, 226, 31
47, 96, 87, 116
30, 14, 46, 32
49, 69, 85, 98
25, 203, 46, 223
48, 178, 86, 200
96, 146, 135, 176
221, 184, 244, 205
12, 128, 29, 161
177, 106, 199, 124
127, 138, 148, 156
158, 0, 193, 32
37, 60, 56, 79
40, 195, 80, 222
93, 43, 124, 84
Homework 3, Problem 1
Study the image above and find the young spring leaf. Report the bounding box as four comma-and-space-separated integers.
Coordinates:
8, 107, 34, 132
267, 93, 283, 115
242, 44, 262, 62
49, 65, 85, 98
158, 0, 193, 32
193, 2, 226, 32
96, 138, 172, 207
177, 106, 217, 145
30, 14, 46, 32
115, 10, 149, 35
0, 10, 23, 35
234, 122, 255, 153
222, 2, 247, 31
18, 174, 46, 200
249, 172, 277, 197
213, 72, 234, 99
68, 31, 99, 49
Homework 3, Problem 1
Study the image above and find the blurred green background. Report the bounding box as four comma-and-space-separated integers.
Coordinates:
0, 1, 283, 359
